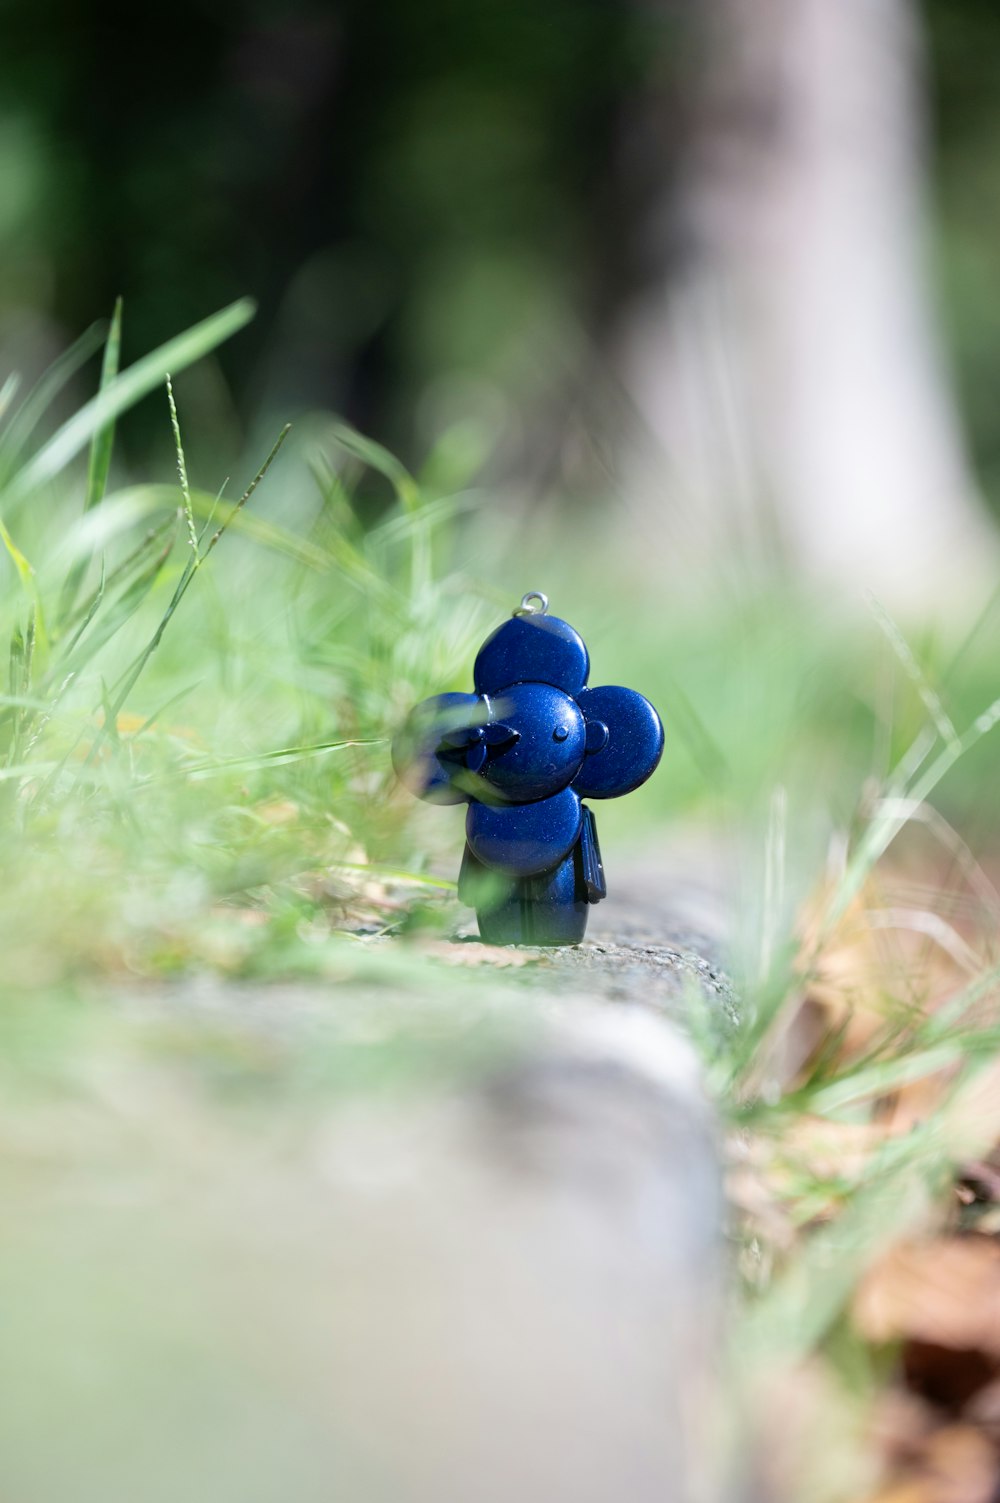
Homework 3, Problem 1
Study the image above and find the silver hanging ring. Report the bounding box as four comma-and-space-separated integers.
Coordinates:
513, 591, 549, 617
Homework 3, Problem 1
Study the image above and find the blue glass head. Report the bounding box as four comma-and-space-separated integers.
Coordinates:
392, 598, 664, 818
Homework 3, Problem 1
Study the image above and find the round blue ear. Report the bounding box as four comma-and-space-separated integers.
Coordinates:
473, 614, 589, 697
391, 692, 484, 804
572, 685, 664, 799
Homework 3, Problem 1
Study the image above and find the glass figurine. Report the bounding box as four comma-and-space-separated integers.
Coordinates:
392, 593, 664, 945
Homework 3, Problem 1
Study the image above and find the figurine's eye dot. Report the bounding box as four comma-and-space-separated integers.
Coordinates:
553, 725, 568, 742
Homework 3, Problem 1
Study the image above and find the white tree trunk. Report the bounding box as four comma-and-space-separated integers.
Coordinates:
619, 0, 998, 609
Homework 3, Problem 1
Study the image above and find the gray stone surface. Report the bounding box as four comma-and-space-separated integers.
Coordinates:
26, 842, 734, 1503
69, 974, 727, 1503
537, 935, 739, 1025
449, 836, 741, 1031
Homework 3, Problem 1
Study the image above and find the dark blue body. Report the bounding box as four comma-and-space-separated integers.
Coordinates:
392, 603, 663, 945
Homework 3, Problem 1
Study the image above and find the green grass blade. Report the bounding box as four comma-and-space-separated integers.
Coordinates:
81, 427, 288, 775
867, 592, 959, 751
58, 516, 175, 643
0, 374, 21, 423
822, 701, 1000, 937
165, 373, 197, 553
0, 520, 47, 653
166, 737, 385, 782
58, 299, 125, 624
800, 1043, 963, 1117
328, 860, 458, 892
0, 518, 35, 592
190, 486, 335, 572
200, 425, 290, 559
373, 488, 482, 546
0, 322, 106, 481
57, 483, 336, 576
58, 532, 176, 678
2, 299, 255, 513
0, 759, 60, 783
84, 297, 123, 512
329, 419, 420, 512
0, 693, 52, 712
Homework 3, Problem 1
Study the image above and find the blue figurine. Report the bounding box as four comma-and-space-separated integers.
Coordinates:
392, 593, 664, 946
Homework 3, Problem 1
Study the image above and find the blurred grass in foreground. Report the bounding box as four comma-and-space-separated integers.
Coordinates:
3, 310, 1000, 1502
0, 300, 502, 986
2, 300, 1000, 990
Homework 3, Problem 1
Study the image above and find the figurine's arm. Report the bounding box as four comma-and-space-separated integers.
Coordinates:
391, 692, 485, 805
578, 806, 606, 903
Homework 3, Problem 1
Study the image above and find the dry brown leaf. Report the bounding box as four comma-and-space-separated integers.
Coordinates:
749, 1357, 877, 1503
791, 837, 994, 1098
856, 1238, 1000, 1356
965, 1375, 1000, 1437
878, 1071, 965, 1144
868, 1387, 939, 1469
920, 1424, 998, 1503
802, 902, 964, 1059
745, 829, 1000, 1503
866, 1422, 999, 1503
867, 1484, 936, 1503
942, 1057, 1000, 1167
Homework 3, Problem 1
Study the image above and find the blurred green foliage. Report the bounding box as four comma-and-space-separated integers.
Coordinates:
0, 0, 687, 467
1, 0, 998, 500
926, 0, 1000, 509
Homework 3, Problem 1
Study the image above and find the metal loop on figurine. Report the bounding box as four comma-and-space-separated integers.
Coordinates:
513, 591, 549, 617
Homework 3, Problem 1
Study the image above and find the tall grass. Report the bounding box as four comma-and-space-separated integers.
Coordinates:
0, 304, 492, 984
708, 597, 1000, 1500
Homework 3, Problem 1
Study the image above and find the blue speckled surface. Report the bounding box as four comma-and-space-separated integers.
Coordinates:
473, 613, 589, 698
392, 604, 663, 945
467, 785, 584, 876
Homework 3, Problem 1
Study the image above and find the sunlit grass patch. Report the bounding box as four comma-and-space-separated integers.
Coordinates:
0, 302, 498, 983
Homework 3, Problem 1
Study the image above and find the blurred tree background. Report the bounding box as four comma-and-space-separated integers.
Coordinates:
0, 0, 682, 475
2, 0, 999, 566
0, 2, 993, 458
925, 0, 1000, 504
